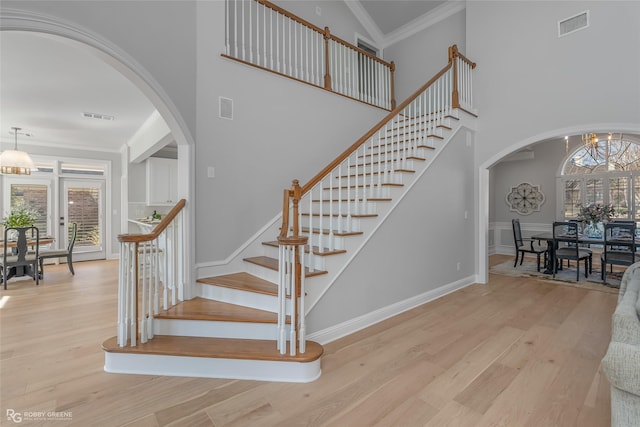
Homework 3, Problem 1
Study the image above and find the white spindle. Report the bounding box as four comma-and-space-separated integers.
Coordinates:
298, 244, 306, 353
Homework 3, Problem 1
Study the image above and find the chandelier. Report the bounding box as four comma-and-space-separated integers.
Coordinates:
582, 133, 598, 148
0, 127, 35, 175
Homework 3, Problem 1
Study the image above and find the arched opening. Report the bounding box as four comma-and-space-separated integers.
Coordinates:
477, 127, 640, 284
1, 11, 195, 293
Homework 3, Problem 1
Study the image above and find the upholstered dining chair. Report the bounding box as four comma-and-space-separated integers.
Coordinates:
601, 222, 636, 285
38, 222, 77, 278
553, 221, 591, 281
512, 219, 547, 271
1, 226, 40, 289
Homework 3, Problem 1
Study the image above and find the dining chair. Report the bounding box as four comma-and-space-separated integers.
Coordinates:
1, 226, 40, 289
512, 219, 547, 271
601, 222, 636, 285
552, 221, 591, 281
38, 222, 77, 278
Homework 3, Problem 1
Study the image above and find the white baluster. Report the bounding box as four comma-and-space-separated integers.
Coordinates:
298, 244, 306, 353
288, 246, 296, 356
317, 183, 324, 252
328, 171, 334, 251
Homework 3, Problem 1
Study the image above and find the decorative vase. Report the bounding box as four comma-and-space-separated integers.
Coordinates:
584, 221, 603, 238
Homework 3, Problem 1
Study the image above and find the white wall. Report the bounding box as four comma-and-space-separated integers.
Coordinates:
467, 1, 640, 166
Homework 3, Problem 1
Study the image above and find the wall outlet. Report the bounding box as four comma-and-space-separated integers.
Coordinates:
315, 6, 321, 16
207, 166, 215, 178
456, 262, 461, 271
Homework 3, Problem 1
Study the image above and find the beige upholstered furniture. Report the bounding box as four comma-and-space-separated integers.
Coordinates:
601, 262, 640, 427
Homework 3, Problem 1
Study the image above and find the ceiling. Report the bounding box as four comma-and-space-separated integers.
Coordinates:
0, 1, 452, 156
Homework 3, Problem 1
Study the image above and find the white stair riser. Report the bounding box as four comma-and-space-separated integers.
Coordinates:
262, 245, 326, 271
308, 201, 378, 215
322, 186, 393, 199
104, 353, 321, 383
199, 282, 284, 313
154, 318, 286, 340
362, 147, 432, 159
303, 216, 362, 233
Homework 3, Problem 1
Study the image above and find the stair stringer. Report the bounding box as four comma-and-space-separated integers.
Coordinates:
301, 116, 477, 313
194, 112, 476, 314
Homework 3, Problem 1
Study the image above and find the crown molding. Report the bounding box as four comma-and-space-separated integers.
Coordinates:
381, 1, 467, 49
344, 0, 385, 46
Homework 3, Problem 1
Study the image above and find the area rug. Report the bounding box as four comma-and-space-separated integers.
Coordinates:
490, 259, 620, 294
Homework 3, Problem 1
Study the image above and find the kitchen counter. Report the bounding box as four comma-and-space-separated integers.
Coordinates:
128, 218, 160, 233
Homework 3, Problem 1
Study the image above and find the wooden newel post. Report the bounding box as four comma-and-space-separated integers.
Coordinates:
291, 179, 302, 238
449, 44, 460, 109
390, 61, 396, 110
323, 27, 332, 91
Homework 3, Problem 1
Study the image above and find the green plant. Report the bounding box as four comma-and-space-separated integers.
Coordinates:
1, 203, 40, 228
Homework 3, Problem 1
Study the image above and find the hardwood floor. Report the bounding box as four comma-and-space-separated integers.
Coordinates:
1, 255, 616, 426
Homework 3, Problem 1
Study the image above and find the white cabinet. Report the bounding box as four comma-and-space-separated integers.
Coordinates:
146, 158, 177, 206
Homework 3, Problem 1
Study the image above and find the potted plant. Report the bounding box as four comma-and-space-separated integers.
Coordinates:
1, 203, 40, 231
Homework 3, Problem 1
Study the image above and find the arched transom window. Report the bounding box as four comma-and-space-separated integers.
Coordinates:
560, 136, 640, 220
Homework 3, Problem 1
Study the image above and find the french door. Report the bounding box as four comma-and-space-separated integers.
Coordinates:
63, 179, 105, 261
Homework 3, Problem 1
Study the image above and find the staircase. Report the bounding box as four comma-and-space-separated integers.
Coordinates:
103, 45, 477, 383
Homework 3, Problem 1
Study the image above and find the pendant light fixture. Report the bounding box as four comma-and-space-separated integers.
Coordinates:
0, 127, 35, 175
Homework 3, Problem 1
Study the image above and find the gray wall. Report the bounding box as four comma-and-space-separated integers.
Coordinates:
385, 9, 466, 102
467, 1, 640, 167
308, 128, 475, 332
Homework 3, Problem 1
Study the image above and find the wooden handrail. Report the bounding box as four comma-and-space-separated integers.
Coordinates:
256, 0, 324, 34
301, 61, 453, 195
328, 34, 394, 67
118, 199, 186, 243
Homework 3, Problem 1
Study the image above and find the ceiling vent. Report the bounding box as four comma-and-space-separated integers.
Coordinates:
558, 11, 589, 37
82, 112, 115, 121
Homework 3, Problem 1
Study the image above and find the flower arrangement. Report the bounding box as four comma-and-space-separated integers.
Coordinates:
576, 202, 616, 224
1, 202, 40, 228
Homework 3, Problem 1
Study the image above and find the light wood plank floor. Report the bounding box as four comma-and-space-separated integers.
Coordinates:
1, 255, 616, 426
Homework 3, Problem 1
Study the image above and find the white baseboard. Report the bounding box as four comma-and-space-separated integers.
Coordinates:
308, 275, 476, 345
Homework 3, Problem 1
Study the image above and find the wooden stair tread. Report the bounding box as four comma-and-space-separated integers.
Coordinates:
244, 256, 328, 277
311, 197, 392, 202
263, 241, 347, 256
103, 335, 323, 363
197, 272, 277, 296
300, 227, 363, 236
155, 297, 285, 323
300, 212, 377, 218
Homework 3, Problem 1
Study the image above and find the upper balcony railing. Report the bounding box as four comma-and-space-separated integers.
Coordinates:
223, 0, 396, 110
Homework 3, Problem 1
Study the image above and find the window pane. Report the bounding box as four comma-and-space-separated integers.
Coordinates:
585, 178, 603, 205
609, 177, 629, 218
564, 179, 581, 217
10, 184, 48, 235
67, 187, 101, 247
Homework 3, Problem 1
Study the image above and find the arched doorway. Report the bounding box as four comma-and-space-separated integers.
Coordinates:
1, 10, 195, 294
477, 126, 640, 284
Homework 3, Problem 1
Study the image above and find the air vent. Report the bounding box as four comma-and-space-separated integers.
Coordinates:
558, 11, 589, 37
219, 97, 233, 120
82, 112, 115, 121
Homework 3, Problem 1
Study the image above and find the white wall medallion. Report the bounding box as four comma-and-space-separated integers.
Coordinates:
505, 182, 545, 215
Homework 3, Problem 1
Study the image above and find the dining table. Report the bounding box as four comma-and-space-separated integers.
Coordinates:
531, 231, 638, 275
0, 236, 55, 280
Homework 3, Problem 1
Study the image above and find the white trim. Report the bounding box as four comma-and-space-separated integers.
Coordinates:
308, 274, 476, 345
104, 352, 321, 383
343, 1, 384, 46
381, 1, 467, 49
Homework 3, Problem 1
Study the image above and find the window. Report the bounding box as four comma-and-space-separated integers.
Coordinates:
9, 183, 49, 235
560, 136, 640, 220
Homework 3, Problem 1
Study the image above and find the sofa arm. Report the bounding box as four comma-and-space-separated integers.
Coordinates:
602, 341, 640, 396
